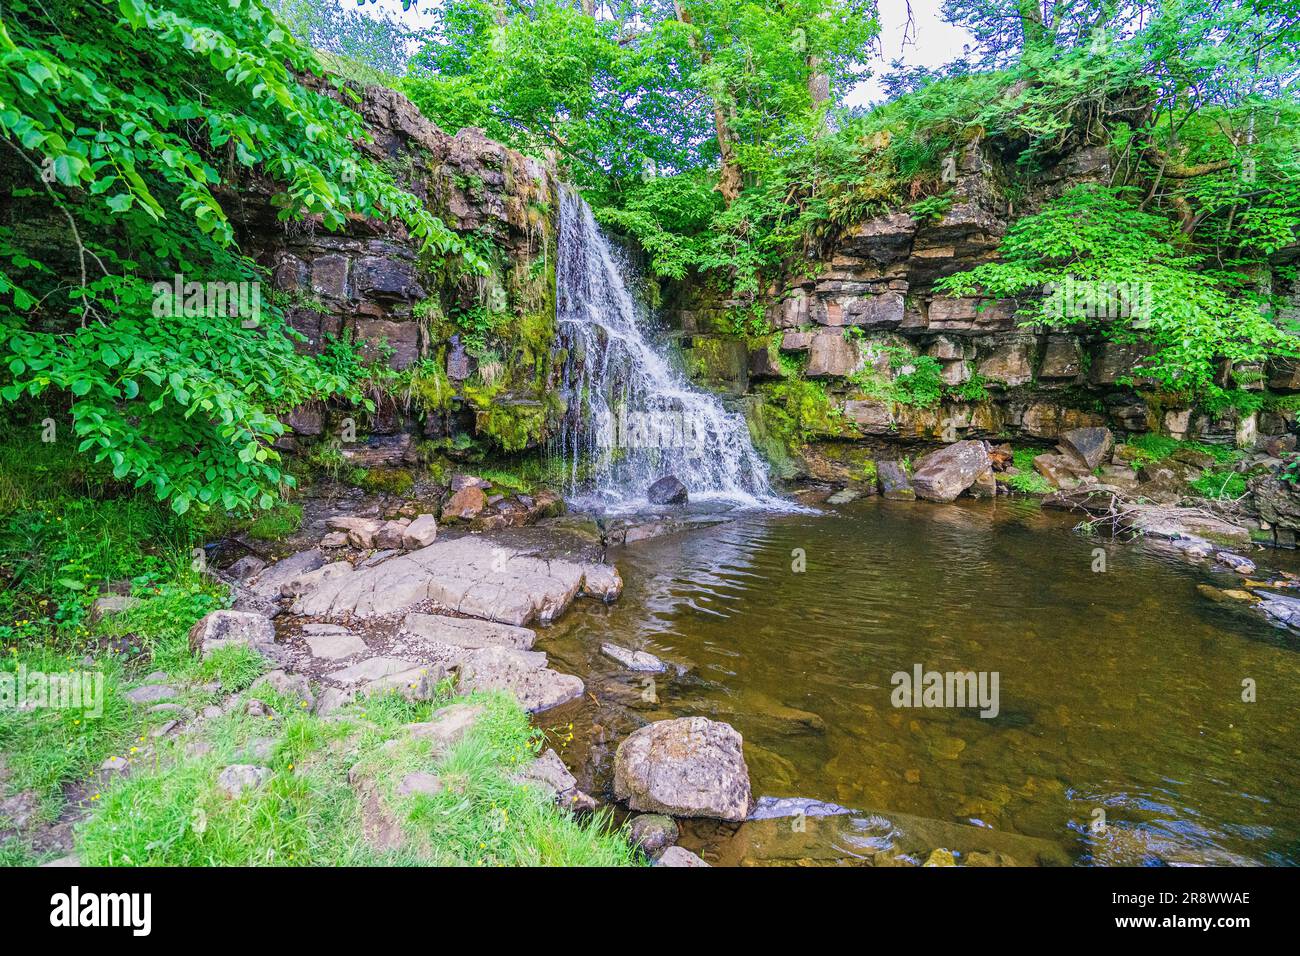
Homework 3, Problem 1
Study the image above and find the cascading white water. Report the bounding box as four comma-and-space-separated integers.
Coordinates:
552, 189, 782, 511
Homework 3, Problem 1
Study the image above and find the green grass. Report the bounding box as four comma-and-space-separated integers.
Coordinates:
195, 644, 268, 694
0, 648, 143, 825
246, 502, 303, 541
96, 578, 226, 676
1118, 434, 1246, 470
1189, 471, 1249, 499
76, 688, 639, 867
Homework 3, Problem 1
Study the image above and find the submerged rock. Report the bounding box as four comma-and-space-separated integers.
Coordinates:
647, 475, 689, 505
748, 796, 854, 820
628, 814, 679, 857
910, 441, 992, 503
656, 846, 710, 867
600, 642, 667, 673
614, 716, 752, 821
1256, 592, 1300, 629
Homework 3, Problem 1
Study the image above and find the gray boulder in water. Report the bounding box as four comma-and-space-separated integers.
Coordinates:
614, 716, 752, 821
910, 441, 992, 502
647, 475, 689, 505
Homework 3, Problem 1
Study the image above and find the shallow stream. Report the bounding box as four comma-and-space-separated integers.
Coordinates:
541, 497, 1300, 865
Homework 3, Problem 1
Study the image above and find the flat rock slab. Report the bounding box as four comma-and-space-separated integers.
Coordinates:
656, 846, 710, 867
327, 657, 420, 686
124, 685, 178, 706
247, 549, 325, 599
457, 645, 584, 714
304, 632, 369, 660
291, 535, 621, 626
402, 612, 536, 651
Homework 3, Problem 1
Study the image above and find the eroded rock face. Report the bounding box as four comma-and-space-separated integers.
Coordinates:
614, 717, 752, 822
291, 536, 621, 625
1250, 473, 1300, 533
910, 441, 992, 502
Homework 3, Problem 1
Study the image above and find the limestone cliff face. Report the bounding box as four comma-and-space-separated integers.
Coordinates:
236, 84, 561, 458
664, 138, 1300, 472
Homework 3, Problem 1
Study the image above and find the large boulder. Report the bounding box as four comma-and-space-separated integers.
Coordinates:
613, 717, 752, 822
1058, 426, 1114, 471
647, 475, 688, 505
909, 441, 992, 502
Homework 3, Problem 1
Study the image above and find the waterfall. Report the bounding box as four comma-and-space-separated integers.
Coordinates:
552, 189, 781, 511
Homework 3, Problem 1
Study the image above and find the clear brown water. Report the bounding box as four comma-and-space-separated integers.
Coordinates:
541, 497, 1300, 865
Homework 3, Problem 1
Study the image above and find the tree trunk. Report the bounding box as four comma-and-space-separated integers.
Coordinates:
1018, 0, 1051, 56
674, 2, 743, 203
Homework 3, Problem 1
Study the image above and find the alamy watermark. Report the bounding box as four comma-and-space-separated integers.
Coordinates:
0, 666, 104, 718
596, 403, 707, 458
890, 663, 1000, 718
152, 273, 262, 328
1044, 277, 1153, 326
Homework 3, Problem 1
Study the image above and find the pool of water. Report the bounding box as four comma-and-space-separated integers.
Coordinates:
540, 496, 1300, 865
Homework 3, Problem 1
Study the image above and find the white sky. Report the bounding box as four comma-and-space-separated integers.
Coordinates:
346, 0, 974, 107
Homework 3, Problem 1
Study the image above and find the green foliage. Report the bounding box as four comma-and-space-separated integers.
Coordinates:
910, 192, 955, 224
97, 579, 224, 675
996, 448, 1051, 495
889, 353, 945, 408
244, 503, 303, 541
849, 346, 946, 409
0, 0, 482, 515
948, 372, 991, 403
938, 184, 1300, 405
